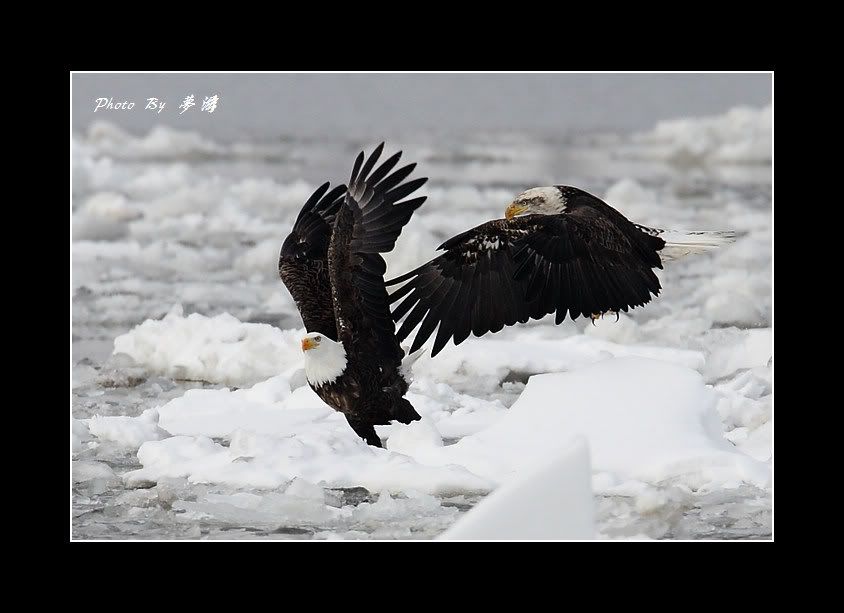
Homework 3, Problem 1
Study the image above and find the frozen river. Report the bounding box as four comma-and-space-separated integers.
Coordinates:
72, 95, 772, 539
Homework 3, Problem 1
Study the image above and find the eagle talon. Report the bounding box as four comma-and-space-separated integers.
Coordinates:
590, 312, 601, 325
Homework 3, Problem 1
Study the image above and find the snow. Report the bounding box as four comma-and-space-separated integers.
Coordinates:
87, 408, 168, 449
72, 191, 143, 241
73, 461, 117, 482
112, 305, 306, 387
163, 482, 460, 538
428, 358, 769, 490
705, 329, 773, 380
73, 106, 771, 539
126, 428, 494, 494
85, 121, 226, 160
627, 105, 772, 165
386, 418, 444, 453
112, 351, 768, 500
441, 437, 595, 540
411, 333, 705, 393
81, 347, 773, 541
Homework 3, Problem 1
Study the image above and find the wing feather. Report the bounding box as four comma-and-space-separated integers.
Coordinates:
328, 144, 427, 368
387, 210, 662, 356
278, 181, 347, 338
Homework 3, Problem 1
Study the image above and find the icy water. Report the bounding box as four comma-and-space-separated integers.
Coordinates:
72, 115, 772, 540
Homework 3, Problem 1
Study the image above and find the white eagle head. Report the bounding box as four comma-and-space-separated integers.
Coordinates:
505, 186, 567, 219
301, 332, 347, 388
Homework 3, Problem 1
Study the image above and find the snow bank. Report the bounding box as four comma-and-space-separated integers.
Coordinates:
411, 331, 704, 393
122, 354, 767, 502
715, 367, 771, 462
155, 376, 322, 438
109, 310, 768, 500
705, 328, 772, 380
629, 105, 772, 165
123, 373, 494, 494
228, 178, 316, 217
547, 360, 757, 486
112, 305, 305, 386
403, 381, 507, 439
127, 429, 493, 495
116, 307, 703, 396
234, 239, 284, 281
84, 121, 226, 160
410, 357, 770, 491
603, 179, 660, 223
72, 191, 143, 241
87, 408, 168, 448
440, 436, 595, 540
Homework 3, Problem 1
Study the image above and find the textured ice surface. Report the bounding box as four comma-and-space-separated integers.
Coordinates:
72, 106, 772, 539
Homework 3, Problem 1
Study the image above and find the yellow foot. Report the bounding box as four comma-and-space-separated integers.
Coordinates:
591, 311, 619, 324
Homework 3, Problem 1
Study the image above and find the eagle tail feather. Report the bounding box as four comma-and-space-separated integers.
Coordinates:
652, 228, 741, 262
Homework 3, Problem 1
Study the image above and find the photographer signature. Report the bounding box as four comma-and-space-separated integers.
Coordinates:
94, 95, 220, 115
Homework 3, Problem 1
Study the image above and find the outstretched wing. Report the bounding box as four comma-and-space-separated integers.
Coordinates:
387, 207, 664, 356
278, 181, 346, 338
328, 143, 427, 369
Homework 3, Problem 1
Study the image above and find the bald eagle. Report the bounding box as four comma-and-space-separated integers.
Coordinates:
278, 143, 427, 446
279, 147, 735, 446
387, 185, 736, 356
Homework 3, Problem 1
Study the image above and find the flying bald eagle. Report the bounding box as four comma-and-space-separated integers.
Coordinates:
279, 143, 427, 446
387, 185, 736, 356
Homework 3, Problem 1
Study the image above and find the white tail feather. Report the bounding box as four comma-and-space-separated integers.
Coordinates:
400, 345, 426, 382
639, 227, 739, 262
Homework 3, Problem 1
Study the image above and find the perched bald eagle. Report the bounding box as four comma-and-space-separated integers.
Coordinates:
279, 144, 427, 446
387, 185, 736, 356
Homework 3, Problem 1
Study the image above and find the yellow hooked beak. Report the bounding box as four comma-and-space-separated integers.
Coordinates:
301, 337, 318, 352
505, 202, 528, 220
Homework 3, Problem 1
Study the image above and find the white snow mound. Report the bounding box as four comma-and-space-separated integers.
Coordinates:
423, 357, 770, 490
112, 305, 305, 386
441, 436, 595, 540
88, 408, 168, 448
630, 105, 772, 165
123, 355, 768, 498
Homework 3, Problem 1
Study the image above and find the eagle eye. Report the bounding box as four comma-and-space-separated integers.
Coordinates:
314, 335, 322, 342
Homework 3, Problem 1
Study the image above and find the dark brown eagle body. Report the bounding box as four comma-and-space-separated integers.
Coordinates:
279, 144, 426, 446
308, 361, 416, 447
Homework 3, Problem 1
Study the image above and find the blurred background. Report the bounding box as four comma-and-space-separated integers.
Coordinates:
72, 73, 770, 142
72, 73, 772, 540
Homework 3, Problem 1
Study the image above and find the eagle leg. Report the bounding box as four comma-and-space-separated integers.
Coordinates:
591, 310, 619, 324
